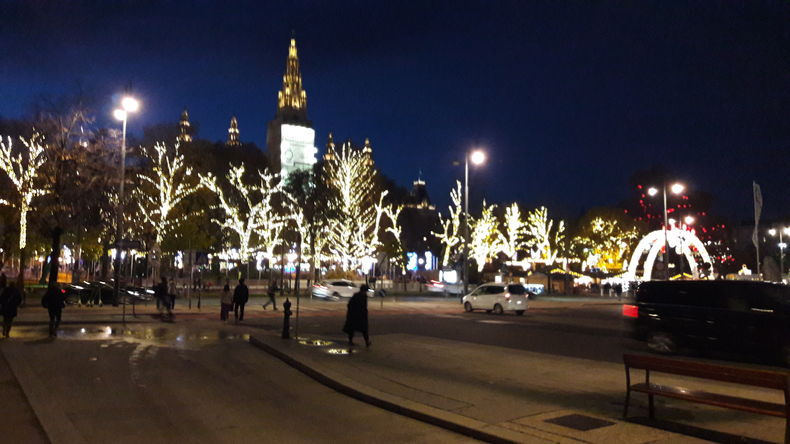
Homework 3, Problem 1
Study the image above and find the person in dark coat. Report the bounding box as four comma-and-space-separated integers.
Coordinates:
233, 278, 249, 322
42, 285, 66, 337
0, 282, 22, 338
343, 284, 371, 347
153, 277, 172, 320
262, 280, 278, 310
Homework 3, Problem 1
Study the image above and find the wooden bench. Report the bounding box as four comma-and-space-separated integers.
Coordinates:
623, 353, 790, 443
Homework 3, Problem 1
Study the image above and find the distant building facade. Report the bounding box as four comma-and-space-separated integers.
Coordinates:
265, 38, 318, 178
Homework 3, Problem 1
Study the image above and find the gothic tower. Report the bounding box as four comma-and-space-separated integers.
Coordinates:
265, 37, 317, 178
177, 109, 193, 143
227, 116, 240, 147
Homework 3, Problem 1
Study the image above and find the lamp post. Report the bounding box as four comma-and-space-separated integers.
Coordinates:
463, 149, 486, 295
112, 96, 139, 312
648, 182, 684, 280
768, 226, 790, 281
678, 215, 695, 278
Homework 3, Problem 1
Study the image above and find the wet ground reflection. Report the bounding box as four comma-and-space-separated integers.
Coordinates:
6, 325, 250, 350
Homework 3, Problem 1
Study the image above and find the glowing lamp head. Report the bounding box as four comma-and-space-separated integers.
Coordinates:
670, 183, 685, 194
769, 228, 777, 236
668, 218, 676, 226
469, 150, 486, 166
113, 109, 127, 121
121, 96, 139, 112
647, 187, 659, 197
784, 227, 790, 236
684, 215, 695, 225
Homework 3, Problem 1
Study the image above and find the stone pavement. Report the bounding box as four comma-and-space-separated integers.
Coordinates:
250, 331, 787, 444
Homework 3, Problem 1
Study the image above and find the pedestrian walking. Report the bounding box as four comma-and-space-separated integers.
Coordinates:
220, 279, 233, 321
154, 277, 173, 321
168, 278, 177, 310
0, 282, 22, 338
233, 278, 249, 322
343, 284, 371, 347
42, 284, 66, 337
262, 280, 278, 311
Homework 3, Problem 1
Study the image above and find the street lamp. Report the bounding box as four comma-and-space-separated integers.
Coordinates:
463, 149, 486, 295
113, 96, 139, 311
768, 226, 790, 281
647, 182, 685, 280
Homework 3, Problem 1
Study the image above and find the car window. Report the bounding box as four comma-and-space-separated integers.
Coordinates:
486, 285, 505, 294
507, 284, 526, 295
331, 281, 346, 286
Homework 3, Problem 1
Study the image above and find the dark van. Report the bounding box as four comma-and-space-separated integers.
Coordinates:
623, 280, 790, 366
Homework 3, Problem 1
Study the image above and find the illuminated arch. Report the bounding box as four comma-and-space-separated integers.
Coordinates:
626, 228, 712, 281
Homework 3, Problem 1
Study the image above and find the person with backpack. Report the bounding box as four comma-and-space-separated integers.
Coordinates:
262, 280, 278, 311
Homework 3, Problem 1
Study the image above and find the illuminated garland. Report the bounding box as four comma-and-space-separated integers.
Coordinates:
433, 180, 463, 266
524, 206, 565, 265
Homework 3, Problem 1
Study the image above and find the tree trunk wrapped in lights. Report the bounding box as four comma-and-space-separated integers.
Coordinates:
0, 133, 48, 287
469, 202, 500, 272
524, 206, 566, 265
433, 181, 463, 266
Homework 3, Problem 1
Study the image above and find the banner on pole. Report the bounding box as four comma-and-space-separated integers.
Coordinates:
752, 181, 762, 248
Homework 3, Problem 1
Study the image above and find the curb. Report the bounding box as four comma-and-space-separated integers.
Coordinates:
249, 335, 534, 444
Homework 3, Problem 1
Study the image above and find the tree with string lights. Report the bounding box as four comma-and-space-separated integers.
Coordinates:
524, 206, 566, 265
323, 141, 388, 271
498, 202, 527, 262
469, 202, 501, 272
433, 181, 463, 267
135, 142, 200, 276
0, 133, 48, 288
200, 164, 287, 270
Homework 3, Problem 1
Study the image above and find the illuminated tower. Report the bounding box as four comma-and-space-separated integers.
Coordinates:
362, 137, 374, 166
265, 37, 317, 178
177, 109, 193, 143
323, 132, 336, 161
227, 116, 240, 147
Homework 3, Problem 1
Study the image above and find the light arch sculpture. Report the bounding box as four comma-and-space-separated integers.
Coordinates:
626, 229, 712, 281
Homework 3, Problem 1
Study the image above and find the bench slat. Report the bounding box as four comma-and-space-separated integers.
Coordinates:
624, 354, 789, 390
631, 382, 787, 417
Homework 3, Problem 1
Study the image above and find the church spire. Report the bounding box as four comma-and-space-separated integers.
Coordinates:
362, 137, 374, 166
276, 37, 308, 123
177, 108, 192, 143
324, 132, 336, 161
227, 116, 240, 147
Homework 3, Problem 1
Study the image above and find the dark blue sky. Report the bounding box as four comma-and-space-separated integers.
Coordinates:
1, 1, 788, 221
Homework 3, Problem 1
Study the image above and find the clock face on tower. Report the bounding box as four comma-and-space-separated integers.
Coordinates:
279, 124, 317, 178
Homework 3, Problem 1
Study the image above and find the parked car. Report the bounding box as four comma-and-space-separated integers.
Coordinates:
462, 283, 530, 315
62, 281, 153, 305
623, 280, 790, 366
311, 280, 374, 300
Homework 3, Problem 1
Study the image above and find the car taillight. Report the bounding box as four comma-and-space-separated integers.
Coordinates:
622, 304, 638, 318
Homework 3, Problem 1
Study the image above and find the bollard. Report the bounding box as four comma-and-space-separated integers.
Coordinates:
282, 298, 293, 339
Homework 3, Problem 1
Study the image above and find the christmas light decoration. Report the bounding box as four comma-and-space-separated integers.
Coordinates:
469, 202, 500, 271
524, 206, 566, 265
433, 181, 463, 266
572, 216, 640, 272
0, 133, 48, 250
323, 140, 389, 271
498, 203, 527, 261
200, 164, 286, 263
135, 142, 199, 246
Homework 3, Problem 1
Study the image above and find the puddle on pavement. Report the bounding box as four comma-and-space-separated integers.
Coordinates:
325, 348, 356, 355
296, 337, 335, 347
10, 325, 250, 350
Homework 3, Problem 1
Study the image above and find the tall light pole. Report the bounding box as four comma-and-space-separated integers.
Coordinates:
768, 226, 790, 281
112, 96, 139, 311
463, 149, 486, 295
648, 182, 684, 280
678, 215, 695, 278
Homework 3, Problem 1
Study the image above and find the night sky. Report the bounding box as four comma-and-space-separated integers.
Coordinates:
1, 1, 788, 221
